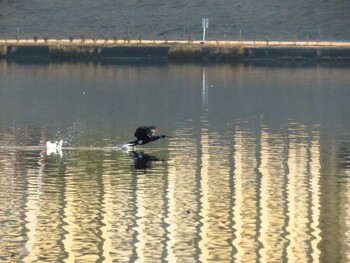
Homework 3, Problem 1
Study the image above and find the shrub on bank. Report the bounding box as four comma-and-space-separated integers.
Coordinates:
209, 45, 244, 60
168, 45, 202, 59
44, 34, 49, 43
80, 33, 85, 43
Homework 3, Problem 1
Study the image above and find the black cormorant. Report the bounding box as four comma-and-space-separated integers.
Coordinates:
124, 126, 170, 148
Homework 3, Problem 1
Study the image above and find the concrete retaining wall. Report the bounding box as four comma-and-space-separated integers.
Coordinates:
1, 43, 349, 62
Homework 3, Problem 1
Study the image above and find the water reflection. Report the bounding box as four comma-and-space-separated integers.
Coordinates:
0, 62, 350, 262
1, 119, 349, 262
129, 151, 163, 172
233, 124, 259, 262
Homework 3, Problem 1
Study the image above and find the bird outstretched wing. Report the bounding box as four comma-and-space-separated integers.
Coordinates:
134, 126, 157, 140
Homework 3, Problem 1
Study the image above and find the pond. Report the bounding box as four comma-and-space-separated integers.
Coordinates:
0, 60, 350, 262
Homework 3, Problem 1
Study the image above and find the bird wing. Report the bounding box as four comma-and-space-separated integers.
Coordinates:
134, 126, 157, 140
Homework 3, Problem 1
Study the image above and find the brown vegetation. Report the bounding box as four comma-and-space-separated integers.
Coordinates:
44, 33, 49, 43
209, 45, 244, 60
80, 33, 85, 43
168, 44, 202, 59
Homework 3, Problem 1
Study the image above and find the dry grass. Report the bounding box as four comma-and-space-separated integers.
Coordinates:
209, 45, 244, 60
168, 44, 202, 59
80, 33, 85, 43
137, 34, 142, 44
44, 33, 49, 43
49, 45, 98, 59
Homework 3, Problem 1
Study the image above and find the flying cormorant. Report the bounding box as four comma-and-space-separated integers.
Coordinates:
124, 126, 170, 148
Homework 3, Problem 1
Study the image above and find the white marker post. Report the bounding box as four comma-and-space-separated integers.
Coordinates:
202, 18, 209, 42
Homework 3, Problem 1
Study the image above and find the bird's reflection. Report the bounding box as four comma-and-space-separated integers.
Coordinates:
130, 151, 163, 172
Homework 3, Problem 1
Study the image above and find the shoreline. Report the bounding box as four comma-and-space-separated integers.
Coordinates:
1, 39, 350, 62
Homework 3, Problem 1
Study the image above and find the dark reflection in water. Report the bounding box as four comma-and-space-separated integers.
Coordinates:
0, 61, 350, 262
129, 151, 163, 172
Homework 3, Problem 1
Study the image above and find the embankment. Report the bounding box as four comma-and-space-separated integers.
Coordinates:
1, 40, 350, 62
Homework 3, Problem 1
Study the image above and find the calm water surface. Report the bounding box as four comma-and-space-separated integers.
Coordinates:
0, 60, 350, 262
